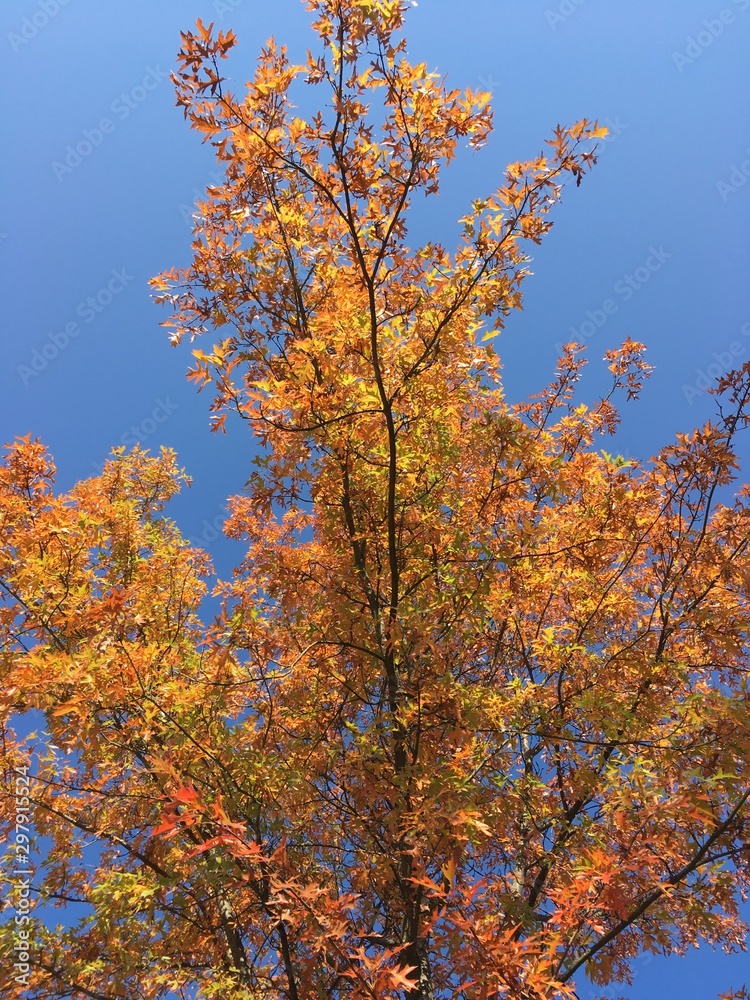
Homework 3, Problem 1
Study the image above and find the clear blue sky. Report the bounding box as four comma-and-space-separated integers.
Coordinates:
1, 0, 749, 996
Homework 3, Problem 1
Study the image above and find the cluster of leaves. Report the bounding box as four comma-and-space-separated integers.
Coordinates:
2, 2, 749, 999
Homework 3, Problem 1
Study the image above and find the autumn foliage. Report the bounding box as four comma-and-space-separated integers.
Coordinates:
2, 3, 750, 999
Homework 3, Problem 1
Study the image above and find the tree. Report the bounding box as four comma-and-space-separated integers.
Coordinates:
1, 2, 749, 998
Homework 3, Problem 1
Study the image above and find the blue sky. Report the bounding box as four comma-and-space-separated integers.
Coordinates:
1, 0, 748, 996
